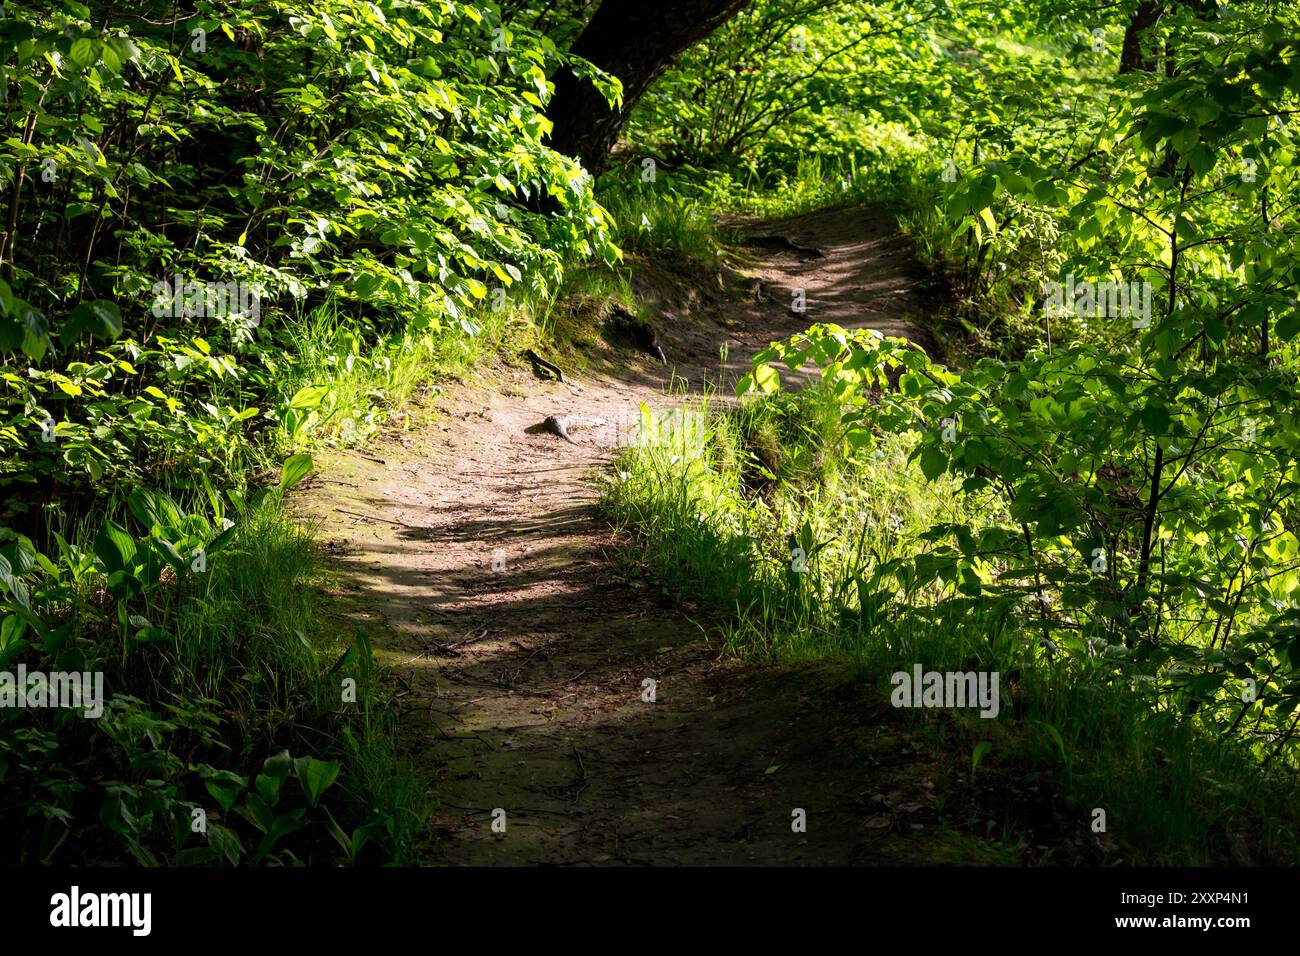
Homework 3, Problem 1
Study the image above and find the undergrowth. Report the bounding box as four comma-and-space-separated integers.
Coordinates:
602, 384, 1300, 865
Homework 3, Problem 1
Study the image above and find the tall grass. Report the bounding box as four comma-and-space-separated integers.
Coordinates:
597, 178, 729, 262
605, 385, 992, 661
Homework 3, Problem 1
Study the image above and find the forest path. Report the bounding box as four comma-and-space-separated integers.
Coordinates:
297, 204, 985, 865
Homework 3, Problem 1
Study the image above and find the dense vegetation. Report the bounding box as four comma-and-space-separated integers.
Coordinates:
3, 0, 1298, 865
606, 0, 1300, 862
0, 0, 618, 865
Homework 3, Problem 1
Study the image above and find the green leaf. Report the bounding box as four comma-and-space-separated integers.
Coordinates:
971, 741, 992, 777
295, 758, 341, 808
288, 385, 330, 410
93, 519, 137, 575
1275, 311, 1300, 341
0, 317, 19, 356
238, 793, 275, 835
279, 453, 313, 492
0, 554, 30, 611
104, 35, 140, 66
262, 750, 294, 783
69, 38, 99, 69
919, 445, 947, 481
255, 770, 284, 806
127, 488, 165, 530
206, 523, 237, 554
207, 824, 243, 866
750, 363, 781, 394
203, 770, 247, 813
321, 805, 354, 858
60, 300, 124, 347
16, 305, 51, 361
328, 630, 372, 676
1039, 721, 1068, 765
1139, 404, 1170, 436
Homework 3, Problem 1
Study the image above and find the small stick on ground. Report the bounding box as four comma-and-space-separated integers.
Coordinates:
572, 744, 589, 799
524, 348, 565, 383
743, 233, 827, 258
335, 508, 408, 527
433, 627, 491, 654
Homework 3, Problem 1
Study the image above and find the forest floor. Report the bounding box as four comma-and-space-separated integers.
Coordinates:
295, 205, 1013, 865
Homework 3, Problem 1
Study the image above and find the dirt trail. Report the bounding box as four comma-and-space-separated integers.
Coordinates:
298, 205, 988, 865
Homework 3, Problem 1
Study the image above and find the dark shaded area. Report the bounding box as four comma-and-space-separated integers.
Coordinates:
546, 0, 755, 176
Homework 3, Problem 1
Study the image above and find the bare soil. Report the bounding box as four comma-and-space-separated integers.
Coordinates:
296, 204, 1008, 865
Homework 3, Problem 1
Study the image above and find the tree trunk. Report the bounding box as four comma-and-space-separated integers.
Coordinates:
546, 0, 754, 177
1119, 1, 1163, 74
